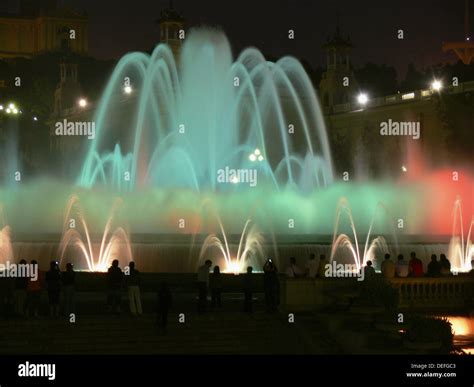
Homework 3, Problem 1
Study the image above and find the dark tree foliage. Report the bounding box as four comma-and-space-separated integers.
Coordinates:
355, 62, 398, 97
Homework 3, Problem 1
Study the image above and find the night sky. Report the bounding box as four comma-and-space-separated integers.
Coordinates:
5, 0, 472, 76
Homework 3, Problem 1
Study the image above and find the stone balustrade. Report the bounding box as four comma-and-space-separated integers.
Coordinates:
282, 275, 474, 311
389, 276, 474, 308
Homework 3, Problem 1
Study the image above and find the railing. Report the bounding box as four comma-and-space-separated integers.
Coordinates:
283, 276, 474, 311
389, 276, 474, 308
329, 80, 474, 115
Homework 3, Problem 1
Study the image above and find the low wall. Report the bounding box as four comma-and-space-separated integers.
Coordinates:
281, 277, 359, 311
390, 276, 474, 308
282, 276, 474, 311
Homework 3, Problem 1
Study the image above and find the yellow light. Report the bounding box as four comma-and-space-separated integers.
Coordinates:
431, 80, 442, 91
225, 260, 244, 274
78, 98, 88, 108
8, 103, 15, 109
124, 86, 133, 94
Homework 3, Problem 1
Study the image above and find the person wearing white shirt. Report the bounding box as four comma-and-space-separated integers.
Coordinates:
305, 253, 319, 279
286, 257, 304, 278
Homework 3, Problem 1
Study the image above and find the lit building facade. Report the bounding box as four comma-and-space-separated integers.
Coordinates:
0, 0, 88, 59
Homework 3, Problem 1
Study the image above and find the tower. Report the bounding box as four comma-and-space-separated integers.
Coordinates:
319, 23, 359, 109
157, 0, 186, 60
53, 57, 82, 116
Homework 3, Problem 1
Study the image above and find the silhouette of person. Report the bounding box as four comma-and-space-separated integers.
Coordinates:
26, 260, 44, 318
156, 282, 172, 334
439, 254, 451, 276
45, 261, 61, 317
210, 265, 223, 309
197, 260, 212, 314
263, 258, 279, 313
126, 261, 142, 316
408, 252, 424, 277
243, 266, 253, 314
62, 263, 75, 317
427, 254, 441, 277
363, 260, 376, 280
13, 259, 28, 317
107, 259, 124, 314
381, 253, 395, 279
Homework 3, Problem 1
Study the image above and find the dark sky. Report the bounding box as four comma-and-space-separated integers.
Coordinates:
7, 0, 473, 77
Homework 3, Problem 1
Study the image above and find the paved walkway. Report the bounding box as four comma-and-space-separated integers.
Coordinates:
0, 310, 341, 354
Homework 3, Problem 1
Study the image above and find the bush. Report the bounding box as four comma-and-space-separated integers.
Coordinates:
406, 316, 453, 353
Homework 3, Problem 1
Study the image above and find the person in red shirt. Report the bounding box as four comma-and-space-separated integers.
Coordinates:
26, 260, 44, 318
408, 252, 424, 277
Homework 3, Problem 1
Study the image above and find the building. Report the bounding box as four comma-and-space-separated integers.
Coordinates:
157, 0, 186, 60
0, 0, 88, 59
319, 26, 359, 108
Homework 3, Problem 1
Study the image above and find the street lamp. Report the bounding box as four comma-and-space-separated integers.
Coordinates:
431, 80, 442, 92
357, 93, 369, 106
78, 98, 88, 108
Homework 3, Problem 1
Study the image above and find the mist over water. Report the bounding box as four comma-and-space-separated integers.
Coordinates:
0, 29, 472, 272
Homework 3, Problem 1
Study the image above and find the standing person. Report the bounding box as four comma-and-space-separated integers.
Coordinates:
156, 282, 172, 334
408, 252, 424, 277
395, 254, 409, 277
126, 262, 142, 316
439, 254, 452, 276
210, 265, 223, 309
243, 266, 254, 314
26, 260, 43, 318
197, 260, 212, 314
13, 259, 28, 317
381, 253, 396, 279
263, 258, 278, 313
285, 257, 304, 278
107, 259, 124, 314
363, 260, 376, 280
305, 253, 319, 279
45, 261, 61, 318
317, 255, 328, 278
427, 254, 441, 277
62, 263, 75, 317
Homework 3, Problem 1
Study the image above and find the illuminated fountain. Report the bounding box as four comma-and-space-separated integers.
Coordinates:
447, 197, 474, 272
329, 198, 398, 271
58, 195, 132, 272
0, 29, 471, 273
78, 28, 333, 192
199, 218, 265, 274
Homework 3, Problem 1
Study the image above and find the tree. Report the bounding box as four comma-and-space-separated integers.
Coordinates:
355, 62, 399, 97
